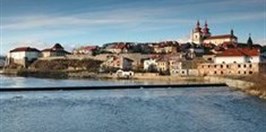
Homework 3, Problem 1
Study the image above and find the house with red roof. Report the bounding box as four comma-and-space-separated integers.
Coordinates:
214, 48, 261, 64
197, 47, 264, 76
100, 55, 134, 71
8, 47, 40, 67
41, 43, 70, 57
104, 42, 129, 54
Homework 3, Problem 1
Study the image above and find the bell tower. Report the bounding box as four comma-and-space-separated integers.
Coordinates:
202, 21, 211, 38
191, 20, 203, 44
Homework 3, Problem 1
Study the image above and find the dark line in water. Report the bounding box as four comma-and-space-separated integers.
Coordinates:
0, 83, 227, 92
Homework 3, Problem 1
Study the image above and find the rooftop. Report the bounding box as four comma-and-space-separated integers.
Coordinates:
10, 47, 40, 53
216, 48, 260, 57
205, 34, 237, 40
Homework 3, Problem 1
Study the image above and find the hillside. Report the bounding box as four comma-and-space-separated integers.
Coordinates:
29, 58, 103, 72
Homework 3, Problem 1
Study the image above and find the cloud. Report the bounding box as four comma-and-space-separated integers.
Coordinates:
3, 2, 212, 31
1, 0, 265, 55
256, 39, 266, 46
209, 12, 265, 24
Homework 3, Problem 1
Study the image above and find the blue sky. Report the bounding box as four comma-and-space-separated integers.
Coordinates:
0, 0, 265, 54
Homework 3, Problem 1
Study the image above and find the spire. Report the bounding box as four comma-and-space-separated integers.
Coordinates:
230, 29, 234, 36
247, 33, 253, 48
202, 20, 210, 37
194, 20, 201, 32
204, 20, 208, 28
197, 20, 200, 27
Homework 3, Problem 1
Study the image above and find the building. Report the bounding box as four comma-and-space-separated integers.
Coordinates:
156, 54, 181, 73
157, 58, 169, 72
152, 41, 178, 54
104, 42, 128, 54
100, 55, 134, 71
214, 48, 261, 64
143, 58, 158, 72
41, 43, 70, 57
198, 47, 263, 76
198, 63, 266, 76
191, 21, 238, 46
73, 46, 98, 55
8, 47, 40, 67
116, 69, 134, 79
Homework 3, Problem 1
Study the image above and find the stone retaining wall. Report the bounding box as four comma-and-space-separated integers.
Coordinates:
204, 76, 255, 90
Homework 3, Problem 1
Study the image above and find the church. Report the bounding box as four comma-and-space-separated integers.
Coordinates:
191, 20, 238, 46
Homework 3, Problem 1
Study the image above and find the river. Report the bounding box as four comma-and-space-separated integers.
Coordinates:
0, 75, 265, 132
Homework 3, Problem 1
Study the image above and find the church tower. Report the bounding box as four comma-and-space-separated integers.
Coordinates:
191, 20, 203, 44
202, 21, 211, 38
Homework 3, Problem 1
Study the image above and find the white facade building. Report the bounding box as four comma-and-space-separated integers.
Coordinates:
8, 47, 40, 67
143, 58, 158, 71
214, 48, 260, 64
215, 56, 260, 64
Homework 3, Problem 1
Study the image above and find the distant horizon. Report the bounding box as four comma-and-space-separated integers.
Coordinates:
1, 0, 265, 55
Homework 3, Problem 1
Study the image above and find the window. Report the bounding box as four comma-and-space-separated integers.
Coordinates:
244, 64, 246, 68
214, 65, 217, 68
249, 71, 253, 74
221, 65, 223, 68
244, 71, 246, 74
214, 71, 217, 74
249, 64, 252, 68
226, 65, 229, 68
238, 71, 241, 74
238, 64, 241, 68
208, 65, 210, 68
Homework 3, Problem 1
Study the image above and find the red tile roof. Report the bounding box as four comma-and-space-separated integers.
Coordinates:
216, 48, 260, 57
205, 34, 237, 40
10, 47, 40, 52
83, 46, 98, 51
107, 43, 126, 49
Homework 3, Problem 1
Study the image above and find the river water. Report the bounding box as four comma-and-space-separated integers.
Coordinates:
0, 75, 265, 132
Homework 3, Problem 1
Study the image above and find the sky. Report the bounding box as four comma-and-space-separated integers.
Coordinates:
0, 0, 265, 54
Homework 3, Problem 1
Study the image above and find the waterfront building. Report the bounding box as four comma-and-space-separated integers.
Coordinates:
143, 58, 158, 72
41, 43, 70, 58
198, 62, 266, 76
7, 47, 40, 67
191, 21, 238, 45
116, 69, 134, 79
198, 47, 264, 76
157, 58, 169, 72
100, 55, 134, 71
214, 48, 261, 64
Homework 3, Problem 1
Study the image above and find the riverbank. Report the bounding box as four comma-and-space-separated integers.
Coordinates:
204, 75, 266, 99
1, 68, 266, 99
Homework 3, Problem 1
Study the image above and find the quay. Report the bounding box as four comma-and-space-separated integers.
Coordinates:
0, 83, 227, 92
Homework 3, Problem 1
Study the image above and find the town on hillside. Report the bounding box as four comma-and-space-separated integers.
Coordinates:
3, 21, 266, 78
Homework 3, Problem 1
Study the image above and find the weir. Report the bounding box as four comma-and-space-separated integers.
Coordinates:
0, 83, 227, 92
